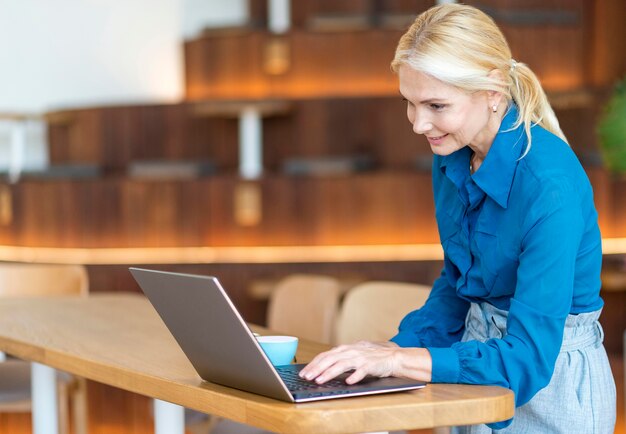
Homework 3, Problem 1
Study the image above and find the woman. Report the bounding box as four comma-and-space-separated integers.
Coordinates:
299, 4, 616, 433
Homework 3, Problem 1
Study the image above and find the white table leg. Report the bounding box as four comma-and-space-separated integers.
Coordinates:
154, 399, 184, 434
31, 362, 59, 434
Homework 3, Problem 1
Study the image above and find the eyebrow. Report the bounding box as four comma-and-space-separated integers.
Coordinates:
398, 92, 446, 104
419, 98, 447, 104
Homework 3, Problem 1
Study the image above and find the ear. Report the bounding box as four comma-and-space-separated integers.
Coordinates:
486, 69, 505, 108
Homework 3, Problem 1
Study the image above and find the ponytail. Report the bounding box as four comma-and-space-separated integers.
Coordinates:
509, 60, 568, 156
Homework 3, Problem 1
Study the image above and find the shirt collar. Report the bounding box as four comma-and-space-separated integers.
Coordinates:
439, 105, 525, 209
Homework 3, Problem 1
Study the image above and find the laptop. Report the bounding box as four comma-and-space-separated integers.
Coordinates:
130, 267, 426, 402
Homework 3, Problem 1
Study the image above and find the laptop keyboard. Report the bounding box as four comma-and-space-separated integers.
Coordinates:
276, 366, 347, 391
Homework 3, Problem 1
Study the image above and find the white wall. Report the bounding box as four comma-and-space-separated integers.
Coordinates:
0, 0, 252, 113
182, 0, 248, 39
0, 0, 184, 113
0, 0, 250, 174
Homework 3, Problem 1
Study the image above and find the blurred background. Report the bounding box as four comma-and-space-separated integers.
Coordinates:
0, 1, 624, 432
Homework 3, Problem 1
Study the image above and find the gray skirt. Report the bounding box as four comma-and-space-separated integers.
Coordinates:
452, 302, 616, 434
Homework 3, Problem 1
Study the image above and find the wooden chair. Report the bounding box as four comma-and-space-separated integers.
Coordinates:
267, 274, 343, 344
334, 280, 431, 345
0, 263, 89, 434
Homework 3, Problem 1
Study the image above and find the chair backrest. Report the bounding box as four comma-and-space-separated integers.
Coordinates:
0, 263, 89, 297
334, 281, 431, 345
267, 274, 342, 344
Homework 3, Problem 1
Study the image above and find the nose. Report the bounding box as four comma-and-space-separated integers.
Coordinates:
406, 105, 432, 135
412, 115, 432, 135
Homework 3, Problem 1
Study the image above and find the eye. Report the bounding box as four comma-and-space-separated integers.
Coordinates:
429, 103, 445, 111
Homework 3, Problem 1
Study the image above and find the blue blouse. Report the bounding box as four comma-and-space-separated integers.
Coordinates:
391, 106, 603, 426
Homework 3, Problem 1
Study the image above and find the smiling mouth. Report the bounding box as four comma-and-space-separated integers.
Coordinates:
428, 134, 448, 140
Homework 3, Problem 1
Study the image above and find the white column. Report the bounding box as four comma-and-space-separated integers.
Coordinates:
154, 399, 185, 434
31, 362, 59, 434
268, 0, 290, 34
8, 119, 25, 184
238, 107, 263, 180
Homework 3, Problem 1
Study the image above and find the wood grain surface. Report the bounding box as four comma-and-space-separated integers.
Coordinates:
0, 294, 514, 433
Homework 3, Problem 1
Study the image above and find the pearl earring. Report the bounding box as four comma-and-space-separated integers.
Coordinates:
492, 104, 498, 113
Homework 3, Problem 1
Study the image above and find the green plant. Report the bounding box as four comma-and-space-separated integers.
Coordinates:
598, 76, 626, 173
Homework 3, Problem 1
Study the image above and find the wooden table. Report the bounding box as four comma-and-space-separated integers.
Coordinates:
0, 293, 514, 433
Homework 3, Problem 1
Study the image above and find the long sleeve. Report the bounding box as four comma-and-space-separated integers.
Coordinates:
390, 263, 470, 349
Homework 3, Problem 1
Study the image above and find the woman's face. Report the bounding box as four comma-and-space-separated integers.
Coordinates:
398, 65, 495, 156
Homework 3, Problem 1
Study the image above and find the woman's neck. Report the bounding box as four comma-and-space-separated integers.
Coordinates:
468, 101, 508, 172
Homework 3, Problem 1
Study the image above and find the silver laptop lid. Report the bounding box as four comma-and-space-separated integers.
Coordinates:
130, 267, 293, 401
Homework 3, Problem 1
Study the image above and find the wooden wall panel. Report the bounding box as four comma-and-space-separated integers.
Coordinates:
290, 0, 433, 28
184, 30, 402, 100
205, 173, 438, 247
275, 29, 400, 96
47, 105, 240, 172
119, 181, 208, 247
247, 0, 434, 30
186, 0, 620, 101
263, 97, 419, 169
292, 0, 372, 26
554, 106, 600, 157
460, 1, 587, 91
231, 96, 419, 172
46, 97, 432, 174
1, 164, 620, 250
586, 167, 613, 238
503, 25, 585, 91
0, 173, 438, 249
589, 0, 626, 86
206, 177, 310, 246
6, 180, 124, 248
307, 173, 434, 245
184, 25, 592, 100
248, 0, 268, 28
184, 32, 267, 100
610, 176, 626, 239
47, 109, 103, 164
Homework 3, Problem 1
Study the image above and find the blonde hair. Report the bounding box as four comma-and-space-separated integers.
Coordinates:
391, 4, 567, 154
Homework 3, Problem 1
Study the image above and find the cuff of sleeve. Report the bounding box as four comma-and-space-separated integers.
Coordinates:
390, 331, 420, 348
487, 419, 514, 430
427, 347, 460, 383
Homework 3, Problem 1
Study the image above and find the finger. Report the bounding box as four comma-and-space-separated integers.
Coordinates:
300, 342, 363, 382
345, 368, 367, 385
300, 352, 347, 380
314, 359, 355, 384
299, 345, 358, 379
300, 357, 333, 378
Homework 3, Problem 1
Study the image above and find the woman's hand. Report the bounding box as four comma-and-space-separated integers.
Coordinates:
299, 341, 432, 385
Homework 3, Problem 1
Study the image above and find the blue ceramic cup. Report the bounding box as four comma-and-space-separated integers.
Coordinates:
257, 335, 298, 366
